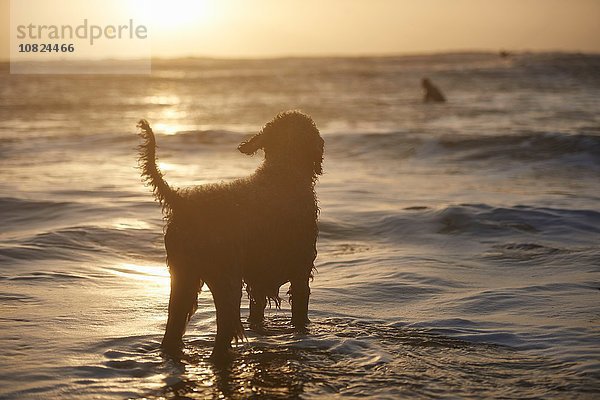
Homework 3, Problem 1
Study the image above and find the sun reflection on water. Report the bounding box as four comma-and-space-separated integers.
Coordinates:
106, 263, 170, 288
152, 122, 188, 136
110, 218, 151, 230
157, 161, 177, 172
143, 95, 181, 106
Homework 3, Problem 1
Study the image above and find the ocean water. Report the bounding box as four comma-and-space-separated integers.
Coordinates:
0, 53, 599, 399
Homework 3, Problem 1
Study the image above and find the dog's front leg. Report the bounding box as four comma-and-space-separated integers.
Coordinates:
248, 294, 267, 328
208, 277, 244, 362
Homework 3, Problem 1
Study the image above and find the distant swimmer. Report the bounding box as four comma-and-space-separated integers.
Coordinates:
421, 78, 446, 103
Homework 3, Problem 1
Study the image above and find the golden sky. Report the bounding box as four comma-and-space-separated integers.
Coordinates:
2, 0, 600, 60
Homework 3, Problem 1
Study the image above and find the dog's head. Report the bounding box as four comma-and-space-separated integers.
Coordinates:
238, 111, 324, 176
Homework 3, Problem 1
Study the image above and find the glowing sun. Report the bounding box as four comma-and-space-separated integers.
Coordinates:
147, 0, 215, 30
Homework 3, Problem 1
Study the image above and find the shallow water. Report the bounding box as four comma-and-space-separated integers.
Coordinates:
1, 53, 599, 398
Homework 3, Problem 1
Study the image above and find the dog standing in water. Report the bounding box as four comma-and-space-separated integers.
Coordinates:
137, 111, 323, 360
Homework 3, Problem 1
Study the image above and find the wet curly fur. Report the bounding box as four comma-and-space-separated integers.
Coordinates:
137, 111, 323, 360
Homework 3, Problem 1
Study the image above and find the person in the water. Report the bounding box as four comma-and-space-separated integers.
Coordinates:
422, 78, 446, 103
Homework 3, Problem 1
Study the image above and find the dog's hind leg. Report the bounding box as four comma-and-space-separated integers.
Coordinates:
290, 276, 311, 330
161, 269, 201, 353
208, 277, 244, 361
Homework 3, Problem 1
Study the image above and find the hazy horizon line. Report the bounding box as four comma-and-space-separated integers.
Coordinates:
2, 49, 598, 64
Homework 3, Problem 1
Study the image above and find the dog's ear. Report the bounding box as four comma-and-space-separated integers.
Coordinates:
238, 134, 264, 155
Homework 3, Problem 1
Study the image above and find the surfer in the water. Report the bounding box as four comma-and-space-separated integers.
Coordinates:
422, 77, 446, 103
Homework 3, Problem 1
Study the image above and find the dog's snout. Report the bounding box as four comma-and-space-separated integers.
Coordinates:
238, 133, 264, 155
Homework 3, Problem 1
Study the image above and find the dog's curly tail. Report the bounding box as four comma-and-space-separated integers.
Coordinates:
137, 119, 179, 214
